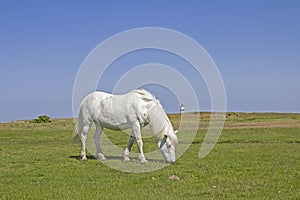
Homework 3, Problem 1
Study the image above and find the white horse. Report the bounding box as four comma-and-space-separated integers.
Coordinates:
75, 89, 178, 163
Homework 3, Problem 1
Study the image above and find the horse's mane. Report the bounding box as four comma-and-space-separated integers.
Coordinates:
133, 89, 178, 145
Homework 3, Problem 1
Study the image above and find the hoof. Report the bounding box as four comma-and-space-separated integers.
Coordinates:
140, 159, 148, 164
81, 156, 88, 161
124, 157, 131, 162
97, 153, 106, 161
138, 154, 147, 163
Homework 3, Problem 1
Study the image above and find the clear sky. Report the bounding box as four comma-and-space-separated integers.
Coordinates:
0, 1, 299, 122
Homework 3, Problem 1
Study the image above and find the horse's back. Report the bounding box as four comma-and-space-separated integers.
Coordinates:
83, 91, 112, 103
79, 90, 156, 129
79, 91, 112, 117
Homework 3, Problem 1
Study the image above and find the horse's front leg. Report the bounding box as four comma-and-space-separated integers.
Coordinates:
123, 135, 135, 162
132, 121, 147, 163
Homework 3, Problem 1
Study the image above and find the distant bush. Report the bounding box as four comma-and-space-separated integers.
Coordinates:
31, 115, 51, 123
226, 112, 239, 118
38, 115, 51, 123
31, 118, 42, 123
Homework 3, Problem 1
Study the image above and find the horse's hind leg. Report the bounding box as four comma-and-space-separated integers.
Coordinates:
94, 124, 106, 160
80, 125, 90, 161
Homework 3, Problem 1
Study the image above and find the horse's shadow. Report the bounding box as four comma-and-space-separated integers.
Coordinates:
69, 155, 165, 163
69, 155, 97, 160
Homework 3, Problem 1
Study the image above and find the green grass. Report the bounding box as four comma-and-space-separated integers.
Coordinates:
0, 113, 300, 199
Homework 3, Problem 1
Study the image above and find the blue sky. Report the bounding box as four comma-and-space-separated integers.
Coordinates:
0, 1, 299, 122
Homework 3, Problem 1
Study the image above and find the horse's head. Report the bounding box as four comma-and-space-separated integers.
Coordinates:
158, 130, 178, 163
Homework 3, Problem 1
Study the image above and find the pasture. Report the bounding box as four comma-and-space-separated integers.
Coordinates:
0, 113, 299, 199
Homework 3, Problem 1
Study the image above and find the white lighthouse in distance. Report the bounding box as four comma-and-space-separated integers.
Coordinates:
180, 104, 185, 115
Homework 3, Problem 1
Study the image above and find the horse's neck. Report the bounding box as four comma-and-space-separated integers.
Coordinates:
148, 104, 171, 139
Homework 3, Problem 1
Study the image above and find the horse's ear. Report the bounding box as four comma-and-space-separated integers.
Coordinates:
174, 130, 178, 134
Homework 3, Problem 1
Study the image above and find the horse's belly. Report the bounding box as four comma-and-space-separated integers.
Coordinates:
94, 111, 133, 130
98, 121, 132, 130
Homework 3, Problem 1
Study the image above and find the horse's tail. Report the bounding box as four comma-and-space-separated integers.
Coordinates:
72, 108, 84, 142
72, 129, 80, 142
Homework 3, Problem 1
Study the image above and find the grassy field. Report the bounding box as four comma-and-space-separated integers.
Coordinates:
0, 113, 299, 199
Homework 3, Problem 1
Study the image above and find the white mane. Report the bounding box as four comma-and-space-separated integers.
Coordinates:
133, 89, 178, 145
